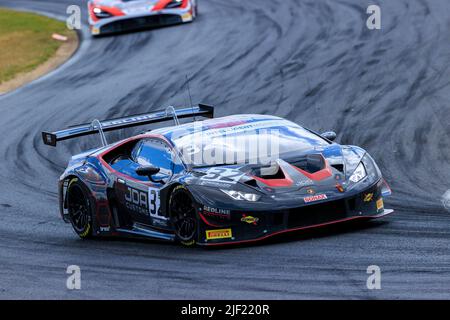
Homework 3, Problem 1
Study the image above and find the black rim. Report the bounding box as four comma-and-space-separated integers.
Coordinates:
68, 185, 90, 233
171, 190, 197, 241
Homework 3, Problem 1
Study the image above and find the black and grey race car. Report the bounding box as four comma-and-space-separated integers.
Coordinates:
42, 105, 393, 246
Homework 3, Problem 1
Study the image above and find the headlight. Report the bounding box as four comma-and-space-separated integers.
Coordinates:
93, 7, 112, 18
349, 162, 366, 183
221, 190, 261, 202
165, 0, 183, 9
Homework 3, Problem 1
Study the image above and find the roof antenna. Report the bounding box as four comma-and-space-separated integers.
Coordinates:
186, 75, 196, 121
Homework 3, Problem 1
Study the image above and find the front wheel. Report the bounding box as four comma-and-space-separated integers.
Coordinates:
67, 178, 93, 239
169, 185, 197, 246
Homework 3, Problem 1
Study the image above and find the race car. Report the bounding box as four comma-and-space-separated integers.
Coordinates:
42, 105, 393, 246
88, 0, 197, 36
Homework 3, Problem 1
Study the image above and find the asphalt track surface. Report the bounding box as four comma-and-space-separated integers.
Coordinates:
0, 0, 450, 299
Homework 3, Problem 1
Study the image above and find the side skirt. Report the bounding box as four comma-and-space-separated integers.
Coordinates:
116, 224, 176, 242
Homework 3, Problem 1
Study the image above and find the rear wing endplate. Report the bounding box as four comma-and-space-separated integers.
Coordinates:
42, 104, 214, 147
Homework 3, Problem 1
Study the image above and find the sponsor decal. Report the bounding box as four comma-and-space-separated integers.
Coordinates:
241, 214, 259, 225
76, 166, 104, 183
199, 180, 232, 188
62, 180, 69, 216
364, 193, 374, 202
295, 179, 314, 187
79, 223, 91, 238
152, 219, 168, 227
206, 228, 232, 240
304, 194, 328, 203
123, 3, 153, 14
148, 187, 162, 219
107, 113, 160, 126
376, 198, 384, 211
181, 239, 196, 246
202, 168, 244, 184
207, 120, 247, 129
181, 12, 192, 22
202, 206, 231, 220
125, 186, 149, 215
99, 226, 110, 232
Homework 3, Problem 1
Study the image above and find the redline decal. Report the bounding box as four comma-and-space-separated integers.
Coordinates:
303, 194, 328, 203
203, 206, 231, 219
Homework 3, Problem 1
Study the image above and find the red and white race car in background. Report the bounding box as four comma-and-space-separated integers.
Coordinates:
88, 0, 197, 36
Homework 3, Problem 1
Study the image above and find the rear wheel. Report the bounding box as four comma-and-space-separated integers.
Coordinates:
67, 178, 93, 239
169, 186, 197, 246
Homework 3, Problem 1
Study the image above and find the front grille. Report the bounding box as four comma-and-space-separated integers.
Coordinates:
272, 211, 284, 226
287, 199, 347, 228
101, 14, 182, 33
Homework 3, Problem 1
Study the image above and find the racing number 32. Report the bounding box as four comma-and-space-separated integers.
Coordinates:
203, 168, 243, 183
148, 187, 161, 218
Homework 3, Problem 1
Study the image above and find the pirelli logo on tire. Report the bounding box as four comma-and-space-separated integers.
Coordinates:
206, 228, 232, 240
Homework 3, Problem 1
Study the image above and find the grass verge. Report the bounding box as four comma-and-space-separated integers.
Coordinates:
0, 8, 78, 92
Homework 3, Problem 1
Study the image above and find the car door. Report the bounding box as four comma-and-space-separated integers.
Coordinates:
114, 138, 175, 227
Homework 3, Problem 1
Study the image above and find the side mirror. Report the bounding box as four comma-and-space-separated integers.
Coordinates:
321, 131, 337, 141
136, 166, 160, 179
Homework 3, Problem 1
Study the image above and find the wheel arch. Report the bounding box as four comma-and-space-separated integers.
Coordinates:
166, 183, 199, 246
164, 183, 204, 217
61, 170, 111, 236
163, 182, 184, 218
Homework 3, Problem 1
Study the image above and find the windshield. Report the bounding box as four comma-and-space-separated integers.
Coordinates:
172, 119, 330, 167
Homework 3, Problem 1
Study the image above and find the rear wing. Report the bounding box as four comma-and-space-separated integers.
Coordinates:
42, 104, 214, 147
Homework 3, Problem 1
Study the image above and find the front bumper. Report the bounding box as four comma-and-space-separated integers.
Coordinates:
197, 181, 393, 246
90, 11, 193, 35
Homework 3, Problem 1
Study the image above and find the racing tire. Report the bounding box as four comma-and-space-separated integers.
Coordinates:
169, 185, 198, 246
67, 178, 94, 239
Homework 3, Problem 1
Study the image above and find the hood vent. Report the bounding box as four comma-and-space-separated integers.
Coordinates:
250, 163, 286, 180
287, 154, 325, 174
244, 179, 259, 188
331, 164, 344, 173
250, 163, 294, 187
